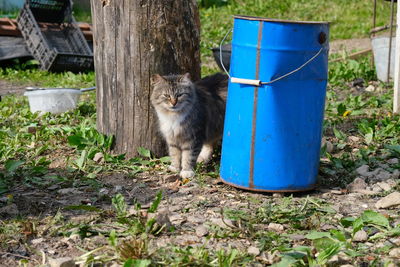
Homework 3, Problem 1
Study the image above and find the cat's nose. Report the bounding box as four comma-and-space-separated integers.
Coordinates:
170, 98, 177, 106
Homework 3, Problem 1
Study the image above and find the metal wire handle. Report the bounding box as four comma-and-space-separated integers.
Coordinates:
219, 28, 325, 86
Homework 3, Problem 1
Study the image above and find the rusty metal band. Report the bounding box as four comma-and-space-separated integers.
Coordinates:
220, 177, 316, 193
249, 21, 263, 189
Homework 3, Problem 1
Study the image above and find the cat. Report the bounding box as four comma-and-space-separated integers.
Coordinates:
151, 72, 228, 179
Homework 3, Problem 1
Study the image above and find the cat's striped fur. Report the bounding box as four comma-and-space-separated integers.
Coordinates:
151, 73, 228, 178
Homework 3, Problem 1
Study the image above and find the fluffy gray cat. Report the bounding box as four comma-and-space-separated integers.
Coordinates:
151, 73, 228, 178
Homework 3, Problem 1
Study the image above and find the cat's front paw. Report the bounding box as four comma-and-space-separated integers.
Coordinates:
168, 165, 180, 172
196, 155, 211, 164
180, 170, 195, 179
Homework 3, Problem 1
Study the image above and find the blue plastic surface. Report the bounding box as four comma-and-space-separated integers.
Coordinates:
220, 16, 329, 192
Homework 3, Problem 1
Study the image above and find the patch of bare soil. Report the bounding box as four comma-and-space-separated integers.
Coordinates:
0, 79, 26, 96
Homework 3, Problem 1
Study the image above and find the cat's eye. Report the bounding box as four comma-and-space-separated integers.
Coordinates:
163, 94, 170, 98
177, 93, 186, 98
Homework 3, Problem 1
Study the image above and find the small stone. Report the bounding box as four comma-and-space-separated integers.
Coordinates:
365, 84, 375, 92
356, 165, 370, 177
353, 230, 368, 242
169, 214, 186, 225
195, 225, 208, 237
347, 177, 367, 192
247, 246, 260, 256
31, 238, 44, 245
321, 138, 334, 153
374, 168, 392, 181
288, 234, 305, 240
0, 203, 19, 217
93, 152, 104, 163
48, 257, 75, 267
340, 265, 354, 267
389, 247, 400, 258
210, 218, 235, 229
376, 182, 391, 191
267, 223, 284, 232
48, 184, 60, 190
27, 126, 37, 133
348, 136, 360, 143
391, 169, 400, 179
371, 184, 384, 193
375, 192, 400, 209
272, 193, 284, 198
114, 185, 123, 192
57, 188, 81, 195
388, 158, 399, 165
187, 215, 205, 224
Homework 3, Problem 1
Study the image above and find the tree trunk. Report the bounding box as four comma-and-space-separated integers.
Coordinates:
91, 0, 201, 157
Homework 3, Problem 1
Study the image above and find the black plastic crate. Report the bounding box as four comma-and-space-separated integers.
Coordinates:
17, 0, 93, 72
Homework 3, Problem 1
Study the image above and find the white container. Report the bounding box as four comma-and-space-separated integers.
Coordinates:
24, 88, 82, 114
371, 36, 396, 82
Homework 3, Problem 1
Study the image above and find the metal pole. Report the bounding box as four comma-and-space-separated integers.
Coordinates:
373, 0, 377, 32
388, 0, 395, 82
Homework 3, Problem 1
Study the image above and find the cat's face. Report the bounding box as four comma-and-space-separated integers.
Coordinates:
151, 73, 195, 113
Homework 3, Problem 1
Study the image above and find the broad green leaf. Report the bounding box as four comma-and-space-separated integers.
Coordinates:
361, 210, 390, 229
364, 132, 373, 144
313, 237, 337, 252
330, 229, 346, 242
159, 156, 171, 163
148, 191, 162, 213
333, 127, 346, 140
305, 231, 332, 240
123, 259, 151, 267
5, 160, 24, 173
337, 103, 346, 116
67, 135, 85, 147
316, 242, 342, 263
352, 217, 364, 235
137, 147, 151, 158
340, 217, 355, 227
270, 257, 297, 267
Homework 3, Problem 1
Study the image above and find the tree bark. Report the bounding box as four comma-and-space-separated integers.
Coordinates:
91, 0, 201, 157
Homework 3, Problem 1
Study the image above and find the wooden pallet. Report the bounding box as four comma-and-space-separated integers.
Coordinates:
0, 18, 93, 41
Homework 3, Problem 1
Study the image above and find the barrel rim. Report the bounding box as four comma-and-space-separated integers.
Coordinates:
234, 15, 330, 25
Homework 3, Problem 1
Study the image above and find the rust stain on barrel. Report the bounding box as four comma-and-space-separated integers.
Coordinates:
249, 21, 263, 189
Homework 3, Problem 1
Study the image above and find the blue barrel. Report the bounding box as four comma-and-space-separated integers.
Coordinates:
220, 16, 329, 192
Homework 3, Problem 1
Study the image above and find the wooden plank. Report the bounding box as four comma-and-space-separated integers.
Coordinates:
93, 0, 201, 157
394, 2, 400, 113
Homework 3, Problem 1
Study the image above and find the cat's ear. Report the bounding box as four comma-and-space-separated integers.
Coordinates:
180, 73, 192, 84
151, 74, 166, 85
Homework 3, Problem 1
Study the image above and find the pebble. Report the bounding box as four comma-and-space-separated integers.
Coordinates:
187, 215, 206, 224
57, 188, 82, 195
348, 136, 360, 143
346, 177, 367, 192
31, 238, 44, 245
375, 192, 400, 209
210, 218, 236, 229
376, 181, 392, 191
388, 158, 399, 165
356, 165, 370, 177
353, 230, 368, 242
247, 246, 260, 256
169, 214, 186, 225
195, 225, 209, 237
93, 152, 104, 163
267, 223, 284, 232
272, 193, 284, 198
0, 203, 19, 217
389, 247, 400, 258
48, 257, 75, 267
365, 84, 375, 92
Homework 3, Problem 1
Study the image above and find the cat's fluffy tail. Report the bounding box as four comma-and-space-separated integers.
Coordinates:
196, 73, 228, 100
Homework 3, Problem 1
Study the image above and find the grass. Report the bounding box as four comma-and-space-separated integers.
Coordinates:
199, 0, 392, 57
1, 1, 400, 266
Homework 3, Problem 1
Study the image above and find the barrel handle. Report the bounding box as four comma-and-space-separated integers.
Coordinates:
219, 28, 326, 86
219, 28, 233, 78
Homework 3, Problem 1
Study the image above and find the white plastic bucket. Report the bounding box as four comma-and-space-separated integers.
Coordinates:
371, 36, 396, 82
24, 88, 82, 114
